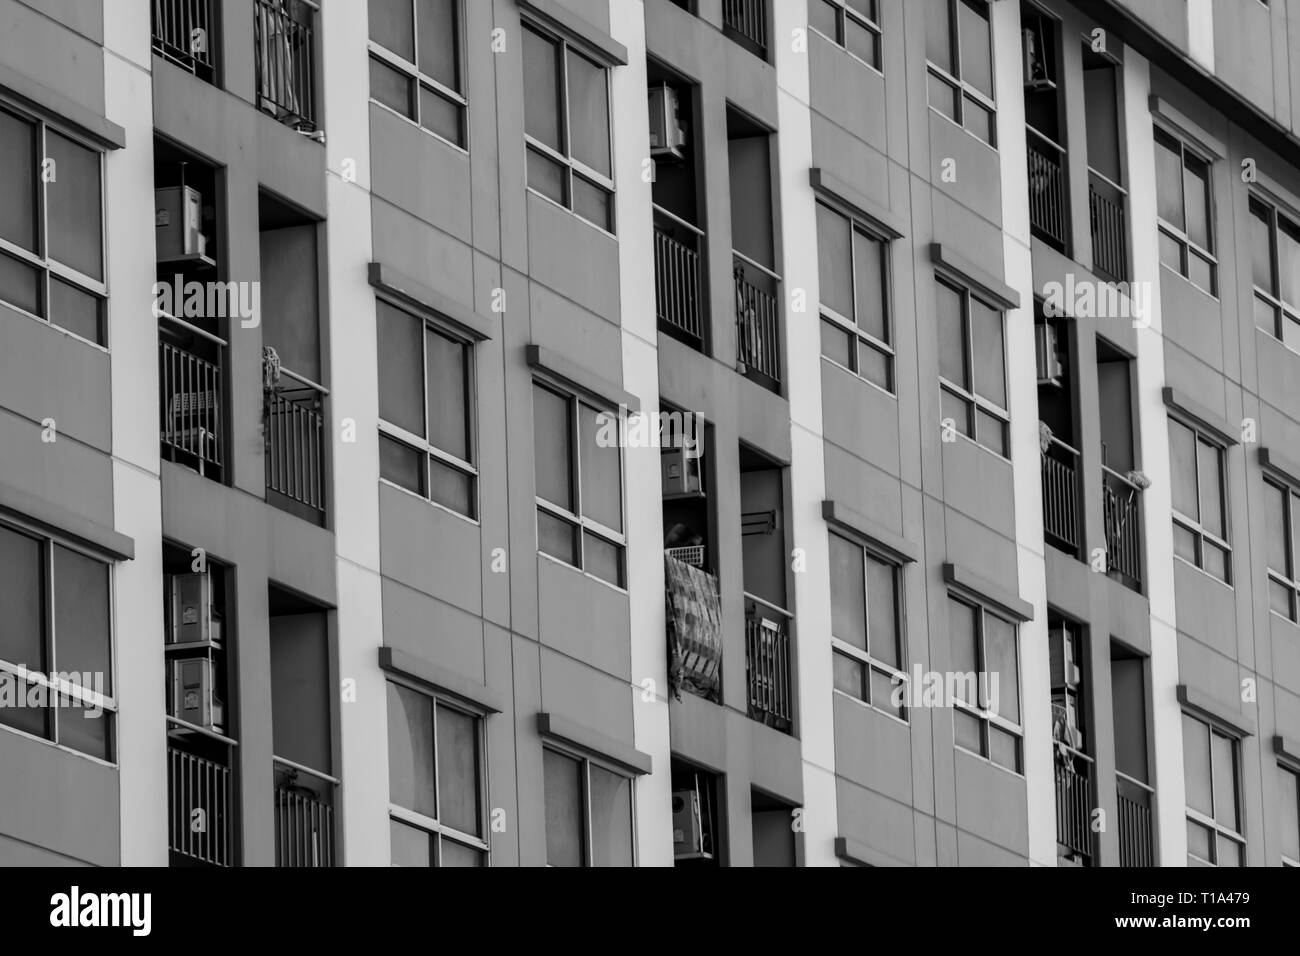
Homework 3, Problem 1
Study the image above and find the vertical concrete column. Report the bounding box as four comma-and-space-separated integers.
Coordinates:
1186, 0, 1215, 74
235, 560, 275, 864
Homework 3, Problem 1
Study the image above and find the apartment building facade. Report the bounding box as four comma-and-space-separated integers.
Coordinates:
0, 0, 1296, 868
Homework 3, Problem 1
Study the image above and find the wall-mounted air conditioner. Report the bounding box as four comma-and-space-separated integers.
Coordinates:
648, 83, 686, 162
1022, 21, 1053, 91
672, 787, 710, 860
1035, 322, 1063, 386
155, 185, 210, 264
168, 656, 225, 734
169, 571, 221, 646
661, 446, 702, 498
1049, 626, 1081, 691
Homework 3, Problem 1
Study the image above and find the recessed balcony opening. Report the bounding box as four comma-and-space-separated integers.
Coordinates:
1083, 43, 1127, 281
671, 758, 723, 866
1022, 5, 1068, 254
1050, 612, 1093, 867
1111, 642, 1154, 866
1097, 340, 1144, 593
1036, 306, 1079, 557
254, 0, 321, 136
740, 444, 792, 733
728, 107, 782, 393
751, 789, 797, 866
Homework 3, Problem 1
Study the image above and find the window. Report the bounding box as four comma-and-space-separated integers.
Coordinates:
522, 22, 614, 232
948, 596, 1021, 772
1281, 765, 1299, 867
829, 532, 905, 719
1248, 194, 1300, 350
809, 0, 881, 70
376, 300, 477, 519
533, 382, 625, 587
1182, 713, 1243, 866
937, 279, 1008, 457
367, 0, 466, 147
925, 0, 995, 145
0, 106, 105, 345
1153, 128, 1216, 295
817, 202, 893, 391
1168, 418, 1230, 583
387, 680, 487, 866
543, 746, 634, 866
1264, 478, 1300, 619
0, 521, 114, 760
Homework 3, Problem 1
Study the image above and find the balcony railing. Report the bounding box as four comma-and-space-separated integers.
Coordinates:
1041, 436, 1081, 555
254, 0, 318, 134
1089, 169, 1128, 282
744, 593, 792, 733
1055, 745, 1094, 863
264, 362, 327, 521
722, 0, 767, 59
1117, 772, 1155, 867
160, 315, 225, 479
274, 757, 337, 867
168, 732, 234, 867
734, 253, 782, 390
653, 206, 706, 347
152, 0, 217, 80
1027, 128, 1068, 251
1103, 466, 1143, 592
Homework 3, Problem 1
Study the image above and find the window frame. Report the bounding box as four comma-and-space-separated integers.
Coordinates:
816, 200, 895, 394
532, 380, 627, 589
385, 677, 490, 866
0, 516, 117, 764
925, 0, 997, 147
1265, 476, 1300, 620
0, 101, 108, 348
1153, 126, 1217, 297
949, 595, 1022, 773
829, 531, 908, 722
1168, 417, 1231, 585
541, 742, 637, 867
937, 277, 1010, 459
1182, 712, 1244, 867
375, 296, 479, 520
521, 19, 616, 234
808, 0, 883, 72
1248, 192, 1300, 348
366, 0, 468, 150
1281, 763, 1300, 867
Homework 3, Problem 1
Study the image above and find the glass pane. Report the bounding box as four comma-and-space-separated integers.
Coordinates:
1153, 132, 1184, 229
572, 174, 612, 232
49, 277, 102, 345
1285, 311, 1300, 352
957, 0, 993, 96
845, 17, 879, 67
983, 615, 1018, 723
819, 318, 853, 368
0, 109, 37, 251
369, 0, 415, 60
416, 0, 458, 89
387, 682, 437, 817
46, 132, 102, 280
927, 71, 958, 121
1158, 229, 1183, 274
1254, 295, 1279, 336
537, 510, 578, 565
436, 703, 480, 836
377, 302, 424, 435
947, 598, 978, 703
589, 765, 633, 866
1269, 578, 1293, 619
390, 818, 432, 867
566, 49, 610, 177
1281, 770, 1300, 862
809, 0, 839, 40
543, 749, 584, 867
975, 408, 1007, 457
1185, 818, 1212, 862
1183, 154, 1211, 250
871, 667, 903, 717
858, 341, 890, 390
829, 533, 866, 650
816, 203, 852, 318
853, 229, 886, 340
941, 388, 971, 439
963, 98, 994, 145
936, 281, 966, 384
0, 676, 47, 737
1188, 250, 1215, 295
925, 0, 952, 71
439, 838, 484, 867
578, 404, 622, 532
970, 298, 1005, 407
379, 433, 425, 494
864, 553, 898, 667
1196, 439, 1223, 537
1248, 199, 1274, 292
419, 84, 462, 144
370, 56, 415, 117
1265, 482, 1289, 575
1212, 731, 1238, 829
1182, 713, 1212, 816
532, 384, 572, 507
988, 725, 1019, 772
428, 456, 474, 517
1172, 521, 1198, 564
53, 545, 111, 695
58, 701, 110, 761
953, 708, 982, 753
0, 250, 42, 316
522, 26, 561, 150
526, 147, 566, 205
424, 327, 469, 461
0, 525, 44, 670
847, 0, 877, 18
583, 531, 623, 586
1216, 834, 1242, 867
1279, 213, 1300, 311
1168, 419, 1197, 518
832, 650, 866, 699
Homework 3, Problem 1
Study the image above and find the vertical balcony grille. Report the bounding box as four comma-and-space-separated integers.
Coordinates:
1041, 437, 1081, 554
722, 0, 767, 58
160, 317, 225, 478
1055, 747, 1094, 863
1027, 130, 1068, 251
1117, 773, 1155, 867
1103, 466, 1143, 592
1089, 170, 1128, 282
274, 760, 336, 867
152, 0, 217, 80
168, 745, 232, 867
254, 0, 318, 133
653, 208, 705, 347
745, 595, 792, 733
264, 366, 327, 520
734, 255, 782, 389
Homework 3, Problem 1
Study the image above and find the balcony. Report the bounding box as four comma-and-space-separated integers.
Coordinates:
1116, 772, 1155, 866
1088, 169, 1128, 282
722, 0, 767, 59
1103, 466, 1144, 592
1041, 435, 1081, 555
254, 0, 319, 134
152, 0, 217, 82
1054, 745, 1094, 864
665, 550, 722, 702
264, 356, 327, 524
167, 728, 234, 867
159, 314, 225, 481
653, 207, 706, 348
1027, 129, 1068, 252
274, 758, 336, 867
734, 254, 782, 392
744, 593, 792, 734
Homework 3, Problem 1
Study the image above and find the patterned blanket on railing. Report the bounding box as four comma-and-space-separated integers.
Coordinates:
665, 553, 722, 701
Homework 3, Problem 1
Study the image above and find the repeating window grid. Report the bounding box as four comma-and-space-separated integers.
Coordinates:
1154, 128, 1217, 297
1266, 478, 1300, 621
925, 0, 996, 146
367, 0, 468, 149
0, 104, 108, 348
1170, 420, 1231, 584
1184, 716, 1244, 866
809, 0, 883, 72
951, 598, 1022, 772
937, 280, 1009, 459
818, 202, 895, 394
1249, 194, 1300, 346
0, 518, 117, 762
543, 743, 637, 868
533, 382, 626, 586
522, 22, 616, 233
829, 536, 908, 723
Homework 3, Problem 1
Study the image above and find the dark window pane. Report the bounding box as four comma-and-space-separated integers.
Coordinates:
1281, 769, 1300, 861
427, 457, 474, 517
1186, 818, 1212, 862
578, 403, 621, 532
1154, 133, 1184, 229
1255, 295, 1279, 336
386, 682, 437, 817
983, 614, 1018, 723
0, 525, 44, 670
377, 302, 424, 435
859, 340, 890, 389
1269, 578, 1293, 619
53, 545, 111, 695
0, 109, 37, 252
1182, 713, 1212, 816
1248, 200, 1274, 292
419, 84, 462, 144
1202, 540, 1229, 582
829, 533, 866, 650
49, 277, 102, 345
953, 707, 982, 753
543, 748, 584, 867
436, 703, 480, 836
925, 0, 952, 71
964, 98, 995, 145
537, 510, 578, 564
1158, 229, 1183, 274
46, 132, 102, 281
589, 765, 632, 866
936, 281, 966, 384
1217, 835, 1242, 867
832, 650, 866, 698
947, 598, 978, 700
566, 49, 610, 177
526, 147, 566, 205
871, 668, 902, 716
583, 531, 623, 587
816, 203, 852, 318
533, 384, 572, 508
941, 388, 971, 438
853, 229, 886, 340
370, 56, 414, 117
970, 298, 1005, 407
439, 838, 484, 866
0, 676, 47, 738
1183, 154, 1211, 250
810, 0, 839, 40
390, 818, 432, 866
845, 17, 879, 66
1265, 482, 1289, 575
1168, 419, 1197, 518
572, 175, 612, 231
1187, 250, 1215, 295
59, 702, 110, 760
522, 26, 561, 150
975, 408, 1007, 457
1196, 439, 1223, 538
957, 0, 992, 96
0, 250, 43, 316
1172, 521, 1198, 564
928, 71, 958, 121
989, 725, 1019, 771
864, 553, 898, 667
416, 0, 458, 89
847, 0, 876, 18
1212, 731, 1237, 829
379, 433, 425, 494
820, 318, 853, 368
424, 327, 469, 460
369, 0, 415, 60
1279, 213, 1300, 311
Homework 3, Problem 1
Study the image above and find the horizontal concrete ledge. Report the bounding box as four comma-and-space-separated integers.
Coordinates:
378, 647, 505, 714
0, 480, 133, 561
1162, 387, 1239, 447
834, 836, 900, 866
536, 712, 652, 776
526, 344, 640, 413
942, 563, 1034, 623
929, 244, 1020, 311
1259, 447, 1300, 487
1177, 684, 1255, 738
517, 0, 629, 66
822, 500, 918, 564
808, 168, 905, 238
1149, 95, 1227, 160
368, 262, 494, 341
1274, 735, 1300, 767
0, 63, 126, 149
